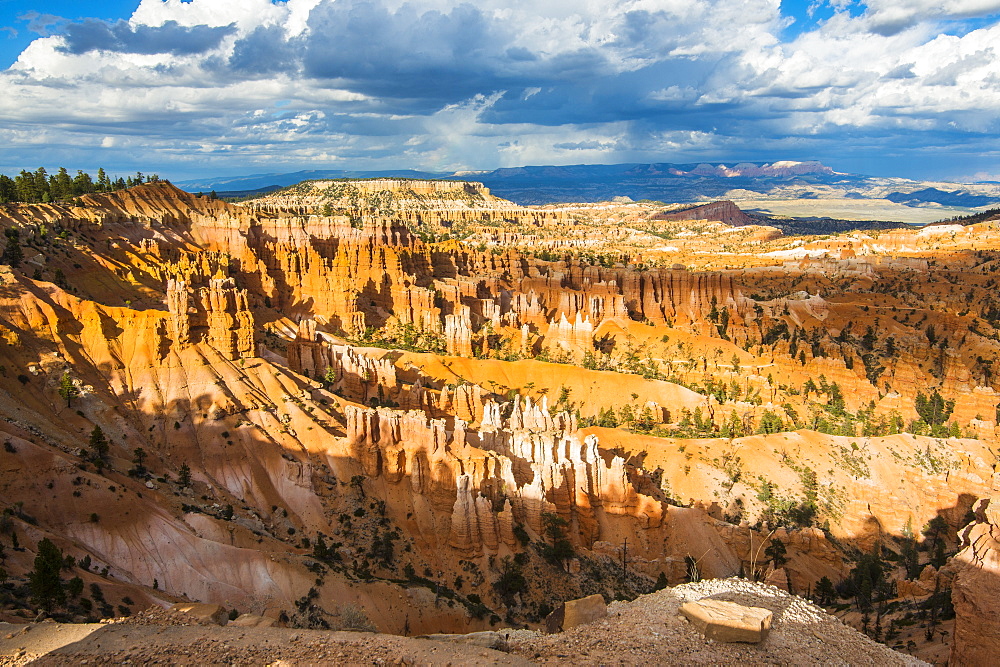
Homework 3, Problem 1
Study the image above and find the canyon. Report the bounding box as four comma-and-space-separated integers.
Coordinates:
0, 177, 998, 662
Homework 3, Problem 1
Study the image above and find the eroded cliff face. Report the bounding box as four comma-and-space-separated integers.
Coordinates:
0, 180, 997, 647
951, 496, 1000, 665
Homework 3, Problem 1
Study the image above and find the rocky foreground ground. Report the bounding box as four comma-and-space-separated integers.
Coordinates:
0, 580, 923, 666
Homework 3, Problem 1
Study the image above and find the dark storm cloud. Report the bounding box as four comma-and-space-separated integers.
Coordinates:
212, 0, 748, 129
59, 19, 236, 56
301, 1, 501, 98
479, 58, 741, 128
295, 0, 611, 105
228, 25, 298, 74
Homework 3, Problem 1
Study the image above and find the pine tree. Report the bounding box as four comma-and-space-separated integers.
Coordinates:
72, 170, 94, 196
50, 167, 73, 201
764, 537, 787, 568
29, 538, 65, 610
66, 576, 84, 598
0, 175, 16, 203
58, 371, 78, 407
89, 425, 109, 462
178, 463, 192, 488
932, 540, 947, 568
1, 228, 23, 268
312, 534, 329, 560
814, 576, 836, 605
130, 447, 147, 477
96, 168, 111, 192
33, 167, 50, 202
915, 390, 954, 426
15, 170, 39, 202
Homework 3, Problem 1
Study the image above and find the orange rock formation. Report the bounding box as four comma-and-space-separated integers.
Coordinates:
0, 179, 997, 656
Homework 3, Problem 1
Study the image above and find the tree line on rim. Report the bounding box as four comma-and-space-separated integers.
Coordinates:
0, 167, 164, 204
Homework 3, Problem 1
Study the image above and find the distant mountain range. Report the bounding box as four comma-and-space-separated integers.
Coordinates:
176, 161, 1000, 211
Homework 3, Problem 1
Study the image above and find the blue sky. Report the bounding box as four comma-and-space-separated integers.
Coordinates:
0, 1, 137, 66
3, 0, 1000, 182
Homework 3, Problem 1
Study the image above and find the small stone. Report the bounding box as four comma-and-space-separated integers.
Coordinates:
168, 602, 228, 626
679, 599, 772, 643
229, 614, 278, 628
545, 594, 607, 633
421, 631, 506, 650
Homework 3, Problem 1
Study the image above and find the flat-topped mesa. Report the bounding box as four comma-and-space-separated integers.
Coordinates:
333, 178, 495, 197
247, 178, 509, 212
653, 200, 754, 227
165, 277, 254, 359
240, 178, 569, 229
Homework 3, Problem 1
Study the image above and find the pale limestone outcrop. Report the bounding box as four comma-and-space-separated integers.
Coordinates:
544, 593, 607, 633
679, 599, 772, 643
437, 382, 486, 423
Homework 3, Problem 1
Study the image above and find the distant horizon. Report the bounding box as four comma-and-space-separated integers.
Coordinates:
171, 159, 1000, 188
4, 158, 1000, 189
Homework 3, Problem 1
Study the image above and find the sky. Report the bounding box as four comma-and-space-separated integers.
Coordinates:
3, 0, 1000, 182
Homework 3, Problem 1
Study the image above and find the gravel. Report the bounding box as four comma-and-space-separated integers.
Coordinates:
2, 579, 928, 666
508, 578, 929, 666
